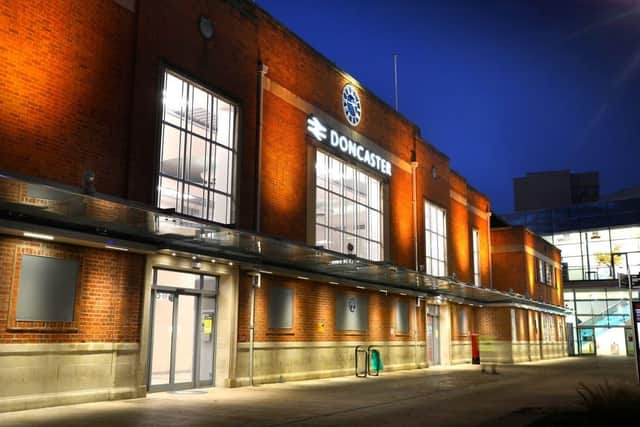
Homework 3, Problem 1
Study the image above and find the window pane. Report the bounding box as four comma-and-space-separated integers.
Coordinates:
213, 193, 229, 223
214, 99, 234, 147
159, 176, 179, 211
329, 157, 342, 193
370, 242, 381, 262
186, 184, 205, 218
357, 204, 368, 238
188, 85, 211, 138
344, 165, 355, 200
369, 178, 380, 211
370, 210, 381, 242
329, 192, 342, 230
357, 237, 368, 259
163, 73, 186, 127
316, 152, 328, 189
316, 188, 328, 226
357, 171, 368, 205
316, 224, 328, 247
329, 228, 342, 252
344, 199, 356, 234
344, 233, 356, 255
160, 124, 182, 178
214, 146, 231, 193
187, 135, 208, 184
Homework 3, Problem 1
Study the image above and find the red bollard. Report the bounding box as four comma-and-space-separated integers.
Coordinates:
471, 333, 480, 364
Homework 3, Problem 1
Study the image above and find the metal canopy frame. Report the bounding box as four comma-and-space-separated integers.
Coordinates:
0, 173, 568, 315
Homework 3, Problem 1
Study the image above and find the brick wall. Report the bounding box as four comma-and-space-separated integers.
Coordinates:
0, 237, 145, 343
492, 227, 564, 305
237, 273, 425, 343
129, 0, 259, 229
0, 0, 135, 196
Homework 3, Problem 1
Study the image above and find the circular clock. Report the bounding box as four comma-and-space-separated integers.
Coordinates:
342, 84, 362, 126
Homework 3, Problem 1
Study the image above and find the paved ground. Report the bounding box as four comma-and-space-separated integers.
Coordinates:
0, 357, 637, 427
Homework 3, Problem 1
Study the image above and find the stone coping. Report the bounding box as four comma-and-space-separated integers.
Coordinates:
237, 341, 424, 350
0, 342, 139, 355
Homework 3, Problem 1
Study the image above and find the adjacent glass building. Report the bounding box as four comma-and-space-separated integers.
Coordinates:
503, 196, 640, 356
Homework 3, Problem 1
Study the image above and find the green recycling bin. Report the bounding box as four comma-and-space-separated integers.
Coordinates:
370, 349, 383, 373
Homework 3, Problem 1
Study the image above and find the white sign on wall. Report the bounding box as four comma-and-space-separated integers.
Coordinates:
306, 115, 392, 176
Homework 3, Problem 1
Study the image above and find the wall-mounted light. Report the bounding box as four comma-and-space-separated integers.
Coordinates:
23, 232, 54, 241
199, 16, 214, 40
105, 245, 129, 251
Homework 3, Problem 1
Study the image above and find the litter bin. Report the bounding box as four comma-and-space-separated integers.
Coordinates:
370, 348, 383, 375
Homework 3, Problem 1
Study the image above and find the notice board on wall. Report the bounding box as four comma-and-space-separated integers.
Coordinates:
336, 294, 368, 331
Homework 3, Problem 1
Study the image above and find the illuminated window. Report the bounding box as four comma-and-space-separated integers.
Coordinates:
425, 201, 447, 276
472, 228, 480, 286
157, 70, 237, 223
315, 150, 384, 261
537, 258, 545, 283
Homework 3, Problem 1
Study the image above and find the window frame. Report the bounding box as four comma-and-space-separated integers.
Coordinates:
314, 149, 385, 262
424, 199, 448, 277
155, 67, 239, 224
8, 245, 83, 333
472, 228, 480, 286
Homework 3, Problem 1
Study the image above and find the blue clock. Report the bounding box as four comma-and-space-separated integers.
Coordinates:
342, 84, 361, 126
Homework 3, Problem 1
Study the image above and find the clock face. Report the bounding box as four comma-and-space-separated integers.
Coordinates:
342, 84, 361, 126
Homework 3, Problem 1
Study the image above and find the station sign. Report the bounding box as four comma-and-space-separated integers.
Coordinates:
306, 115, 392, 176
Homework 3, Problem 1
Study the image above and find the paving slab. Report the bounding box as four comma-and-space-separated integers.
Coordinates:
0, 357, 636, 427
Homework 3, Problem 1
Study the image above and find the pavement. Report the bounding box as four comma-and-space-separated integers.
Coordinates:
0, 357, 637, 427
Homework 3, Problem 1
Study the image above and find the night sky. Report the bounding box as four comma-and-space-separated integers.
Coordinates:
259, 0, 640, 213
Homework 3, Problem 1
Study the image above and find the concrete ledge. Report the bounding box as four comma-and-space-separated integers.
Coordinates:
234, 362, 427, 387
0, 342, 139, 355
0, 386, 141, 413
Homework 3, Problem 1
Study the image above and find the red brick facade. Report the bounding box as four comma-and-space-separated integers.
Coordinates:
0, 237, 144, 344
0, 0, 565, 366
237, 273, 425, 343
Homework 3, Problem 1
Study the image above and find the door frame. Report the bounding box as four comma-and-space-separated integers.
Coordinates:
147, 268, 218, 392
577, 327, 596, 355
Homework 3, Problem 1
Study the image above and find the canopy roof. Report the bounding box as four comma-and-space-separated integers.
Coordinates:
0, 173, 568, 315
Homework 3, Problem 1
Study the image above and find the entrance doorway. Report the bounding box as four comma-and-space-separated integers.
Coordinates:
578, 328, 595, 355
148, 269, 217, 392
427, 305, 440, 366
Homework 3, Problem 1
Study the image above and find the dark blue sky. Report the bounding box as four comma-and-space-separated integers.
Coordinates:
259, 0, 640, 213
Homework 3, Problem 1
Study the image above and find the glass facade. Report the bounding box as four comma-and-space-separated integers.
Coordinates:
564, 287, 639, 356
157, 70, 237, 224
315, 150, 384, 261
425, 201, 447, 276
544, 226, 640, 281
502, 197, 640, 282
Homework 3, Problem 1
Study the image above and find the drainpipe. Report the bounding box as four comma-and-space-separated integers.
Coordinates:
411, 150, 419, 271
248, 272, 261, 385
414, 297, 420, 367
255, 62, 268, 233
487, 210, 493, 288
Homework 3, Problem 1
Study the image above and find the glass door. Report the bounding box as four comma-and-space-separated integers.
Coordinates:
578, 328, 596, 355
148, 269, 217, 392
150, 291, 175, 387
174, 294, 197, 385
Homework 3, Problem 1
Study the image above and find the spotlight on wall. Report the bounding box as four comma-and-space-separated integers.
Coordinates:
171, 252, 177, 257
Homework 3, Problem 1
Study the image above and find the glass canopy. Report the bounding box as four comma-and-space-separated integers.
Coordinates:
0, 173, 567, 315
